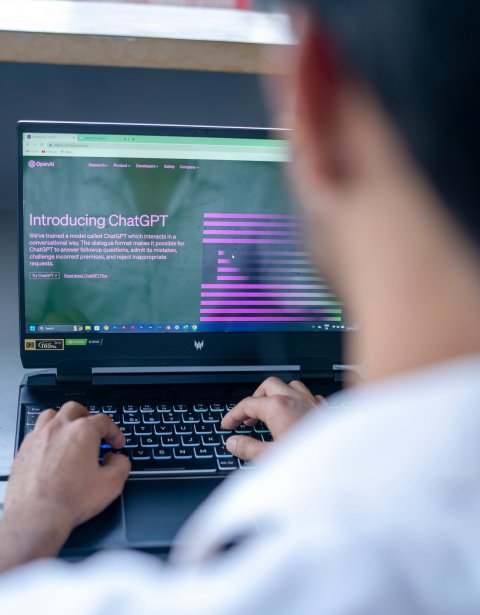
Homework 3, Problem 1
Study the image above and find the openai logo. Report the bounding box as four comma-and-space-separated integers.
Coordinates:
28, 160, 36, 168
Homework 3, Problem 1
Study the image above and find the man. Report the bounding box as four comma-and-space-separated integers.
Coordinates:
2, 0, 480, 612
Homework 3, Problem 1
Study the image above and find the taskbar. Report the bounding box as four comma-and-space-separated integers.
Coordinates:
26, 322, 356, 334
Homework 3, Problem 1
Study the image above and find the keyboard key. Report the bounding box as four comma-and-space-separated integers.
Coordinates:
210, 403, 225, 412
194, 447, 214, 459
214, 446, 233, 459
161, 435, 180, 447
253, 422, 269, 434
183, 412, 200, 424
102, 405, 117, 414
217, 458, 238, 471
24, 405, 44, 414
214, 424, 231, 435
140, 404, 155, 413
239, 459, 255, 470
173, 404, 190, 413
123, 405, 139, 414
124, 436, 139, 448
134, 424, 153, 437
195, 424, 213, 435
140, 436, 159, 448
131, 448, 151, 460
226, 403, 236, 411
182, 435, 201, 447
152, 448, 172, 460
123, 414, 140, 424
202, 412, 218, 423
202, 435, 221, 447
175, 424, 193, 436
26, 414, 39, 426
262, 433, 273, 442
173, 448, 193, 460
235, 424, 252, 435
119, 425, 132, 436
163, 412, 180, 424
142, 414, 160, 425
130, 457, 217, 473
193, 403, 209, 412
156, 403, 172, 413
154, 424, 173, 436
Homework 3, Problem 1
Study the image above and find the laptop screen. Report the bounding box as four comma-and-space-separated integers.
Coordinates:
21, 127, 351, 337
19, 123, 351, 370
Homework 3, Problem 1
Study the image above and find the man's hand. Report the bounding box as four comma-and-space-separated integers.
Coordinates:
221, 377, 324, 462
0, 402, 130, 572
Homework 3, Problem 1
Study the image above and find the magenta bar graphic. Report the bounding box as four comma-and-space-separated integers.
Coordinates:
201, 300, 337, 305
200, 212, 343, 324
201, 292, 330, 297
204, 230, 298, 236
205, 221, 299, 227
204, 213, 293, 219
217, 276, 250, 281
200, 317, 340, 322
202, 284, 325, 289
204, 239, 298, 245
200, 309, 339, 314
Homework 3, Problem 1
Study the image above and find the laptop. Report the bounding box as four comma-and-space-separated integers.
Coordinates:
15, 121, 353, 557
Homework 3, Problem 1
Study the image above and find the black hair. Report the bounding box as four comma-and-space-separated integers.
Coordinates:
299, 0, 480, 249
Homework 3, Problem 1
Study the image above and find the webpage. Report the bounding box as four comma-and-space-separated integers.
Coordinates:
22, 132, 347, 334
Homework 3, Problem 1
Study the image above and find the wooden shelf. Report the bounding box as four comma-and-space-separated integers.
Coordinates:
0, 1, 294, 74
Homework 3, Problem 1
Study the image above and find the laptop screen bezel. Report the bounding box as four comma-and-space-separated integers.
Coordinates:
18, 121, 344, 372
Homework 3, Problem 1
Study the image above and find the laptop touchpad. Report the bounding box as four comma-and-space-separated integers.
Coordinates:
123, 478, 221, 548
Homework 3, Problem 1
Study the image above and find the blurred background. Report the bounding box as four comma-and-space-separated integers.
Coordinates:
0, 0, 292, 214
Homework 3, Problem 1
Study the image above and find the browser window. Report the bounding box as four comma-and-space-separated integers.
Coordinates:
22, 131, 348, 335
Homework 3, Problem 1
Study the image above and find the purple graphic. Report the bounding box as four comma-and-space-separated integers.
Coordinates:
199, 213, 342, 324
28, 160, 36, 168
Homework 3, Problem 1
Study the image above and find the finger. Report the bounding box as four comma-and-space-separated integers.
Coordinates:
101, 452, 131, 496
288, 379, 316, 401
315, 395, 326, 405
34, 408, 57, 432
56, 401, 89, 423
225, 435, 269, 461
87, 413, 126, 450
222, 396, 272, 430
252, 376, 292, 398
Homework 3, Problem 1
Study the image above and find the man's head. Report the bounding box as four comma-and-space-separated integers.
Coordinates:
277, 0, 480, 378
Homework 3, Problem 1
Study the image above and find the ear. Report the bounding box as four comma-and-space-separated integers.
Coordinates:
295, 19, 347, 183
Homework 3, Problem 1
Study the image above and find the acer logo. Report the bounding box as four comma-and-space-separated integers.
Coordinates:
194, 340, 204, 351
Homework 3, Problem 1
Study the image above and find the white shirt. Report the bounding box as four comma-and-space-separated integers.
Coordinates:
2, 354, 480, 614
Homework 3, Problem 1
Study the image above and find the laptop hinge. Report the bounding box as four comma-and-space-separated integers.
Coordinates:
56, 364, 93, 384
300, 364, 357, 383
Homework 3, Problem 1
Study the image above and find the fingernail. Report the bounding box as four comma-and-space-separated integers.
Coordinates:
226, 436, 237, 453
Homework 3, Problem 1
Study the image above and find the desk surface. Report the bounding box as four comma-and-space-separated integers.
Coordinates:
0, 1, 293, 74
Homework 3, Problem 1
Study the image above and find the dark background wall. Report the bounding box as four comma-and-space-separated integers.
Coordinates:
0, 62, 269, 212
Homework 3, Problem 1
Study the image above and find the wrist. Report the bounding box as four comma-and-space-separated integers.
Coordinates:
0, 503, 72, 572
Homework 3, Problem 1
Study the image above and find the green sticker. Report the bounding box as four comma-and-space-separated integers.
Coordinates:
65, 338, 88, 346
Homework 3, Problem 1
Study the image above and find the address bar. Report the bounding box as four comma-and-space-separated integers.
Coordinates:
46, 142, 287, 154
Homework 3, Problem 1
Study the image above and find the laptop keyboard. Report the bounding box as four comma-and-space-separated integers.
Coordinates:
22, 402, 273, 475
